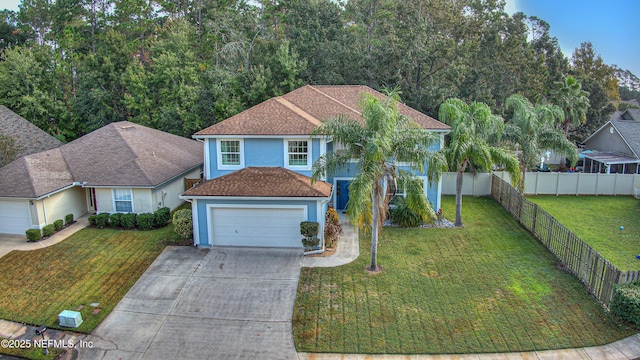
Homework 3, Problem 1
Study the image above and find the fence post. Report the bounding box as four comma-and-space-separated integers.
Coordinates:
547, 218, 554, 248
531, 204, 538, 234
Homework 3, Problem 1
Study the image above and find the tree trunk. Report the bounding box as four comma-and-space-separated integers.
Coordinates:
455, 169, 463, 226
370, 180, 380, 271
563, 116, 570, 138
455, 160, 468, 227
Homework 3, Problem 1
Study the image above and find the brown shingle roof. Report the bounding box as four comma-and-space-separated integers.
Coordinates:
0, 149, 74, 198
194, 85, 449, 136
0, 106, 63, 160
0, 122, 203, 198
182, 167, 332, 198
60, 122, 203, 187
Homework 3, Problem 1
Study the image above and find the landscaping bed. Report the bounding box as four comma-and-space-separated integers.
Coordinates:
527, 195, 640, 271
0, 226, 179, 334
293, 196, 634, 354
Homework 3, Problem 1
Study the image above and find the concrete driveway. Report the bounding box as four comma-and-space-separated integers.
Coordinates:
79, 246, 302, 360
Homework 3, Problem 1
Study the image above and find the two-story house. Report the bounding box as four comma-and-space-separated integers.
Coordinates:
181, 85, 450, 248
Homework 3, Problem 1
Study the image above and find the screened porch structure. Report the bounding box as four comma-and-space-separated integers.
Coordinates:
581, 151, 640, 174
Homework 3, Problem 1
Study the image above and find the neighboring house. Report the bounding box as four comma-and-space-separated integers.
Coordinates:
581, 109, 640, 174
0, 106, 63, 166
0, 121, 203, 235
181, 85, 450, 248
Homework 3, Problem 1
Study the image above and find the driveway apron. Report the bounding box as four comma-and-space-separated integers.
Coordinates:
80, 246, 302, 360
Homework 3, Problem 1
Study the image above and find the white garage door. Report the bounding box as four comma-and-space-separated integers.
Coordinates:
210, 206, 305, 247
0, 200, 31, 235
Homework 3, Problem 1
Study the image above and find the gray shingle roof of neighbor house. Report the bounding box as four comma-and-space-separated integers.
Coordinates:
0, 121, 204, 198
0, 106, 63, 159
605, 110, 640, 158
182, 167, 332, 198
194, 85, 450, 136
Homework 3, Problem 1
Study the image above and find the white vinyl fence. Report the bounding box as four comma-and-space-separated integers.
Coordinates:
441, 171, 640, 196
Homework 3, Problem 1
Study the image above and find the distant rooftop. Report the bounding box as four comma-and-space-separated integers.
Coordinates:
0, 106, 62, 160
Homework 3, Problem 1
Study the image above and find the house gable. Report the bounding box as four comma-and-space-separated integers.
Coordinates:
583, 110, 640, 159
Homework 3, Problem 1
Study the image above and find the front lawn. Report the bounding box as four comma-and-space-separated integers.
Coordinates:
293, 196, 634, 354
527, 195, 640, 271
0, 226, 179, 333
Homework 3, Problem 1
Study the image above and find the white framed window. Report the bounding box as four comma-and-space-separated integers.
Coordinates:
284, 139, 312, 170
217, 139, 244, 170
391, 177, 425, 198
113, 189, 134, 213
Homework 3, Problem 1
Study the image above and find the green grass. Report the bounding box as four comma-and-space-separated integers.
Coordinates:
527, 196, 640, 271
0, 226, 180, 334
293, 196, 634, 354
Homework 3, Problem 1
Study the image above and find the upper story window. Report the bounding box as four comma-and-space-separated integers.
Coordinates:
285, 139, 311, 170
113, 188, 134, 213
217, 139, 244, 170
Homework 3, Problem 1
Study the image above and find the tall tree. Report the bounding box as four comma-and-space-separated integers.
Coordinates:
0, 10, 29, 49
504, 94, 577, 191
527, 16, 569, 98
572, 42, 619, 101
438, 98, 519, 226
550, 75, 590, 138
311, 90, 444, 271
18, 0, 53, 46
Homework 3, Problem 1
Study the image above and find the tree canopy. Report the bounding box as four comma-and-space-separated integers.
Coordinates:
0, 0, 632, 143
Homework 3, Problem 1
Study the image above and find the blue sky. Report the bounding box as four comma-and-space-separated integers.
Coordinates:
2, 0, 638, 77
505, 0, 640, 77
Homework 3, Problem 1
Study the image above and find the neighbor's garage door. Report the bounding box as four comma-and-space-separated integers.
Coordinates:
0, 200, 31, 235
210, 207, 305, 247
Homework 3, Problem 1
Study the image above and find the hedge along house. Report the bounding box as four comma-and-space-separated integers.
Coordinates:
181, 85, 450, 249
0, 121, 203, 235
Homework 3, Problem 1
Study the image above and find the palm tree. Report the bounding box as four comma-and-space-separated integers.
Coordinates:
550, 76, 590, 138
311, 90, 446, 271
504, 94, 578, 192
438, 98, 519, 227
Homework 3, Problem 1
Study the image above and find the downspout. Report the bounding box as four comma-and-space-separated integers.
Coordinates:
304, 195, 332, 256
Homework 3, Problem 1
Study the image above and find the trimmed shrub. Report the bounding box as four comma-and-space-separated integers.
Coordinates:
302, 236, 320, 248
26, 229, 42, 241
324, 207, 342, 248
154, 207, 170, 226
390, 196, 424, 227
300, 221, 320, 249
300, 221, 319, 238
65, 213, 74, 225
88, 215, 97, 226
95, 213, 110, 228
53, 219, 64, 231
109, 213, 124, 228
137, 213, 156, 230
42, 224, 55, 237
610, 282, 640, 324
122, 213, 137, 229
173, 209, 193, 240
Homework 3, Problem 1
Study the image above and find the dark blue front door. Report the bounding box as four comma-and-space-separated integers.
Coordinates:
336, 180, 350, 211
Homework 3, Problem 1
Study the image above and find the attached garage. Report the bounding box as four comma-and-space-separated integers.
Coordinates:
0, 199, 31, 235
209, 206, 306, 247
181, 167, 333, 248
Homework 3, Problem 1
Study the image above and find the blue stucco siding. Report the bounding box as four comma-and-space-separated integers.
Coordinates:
245, 139, 284, 167
206, 137, 322, 179
193, 198, 322, 247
